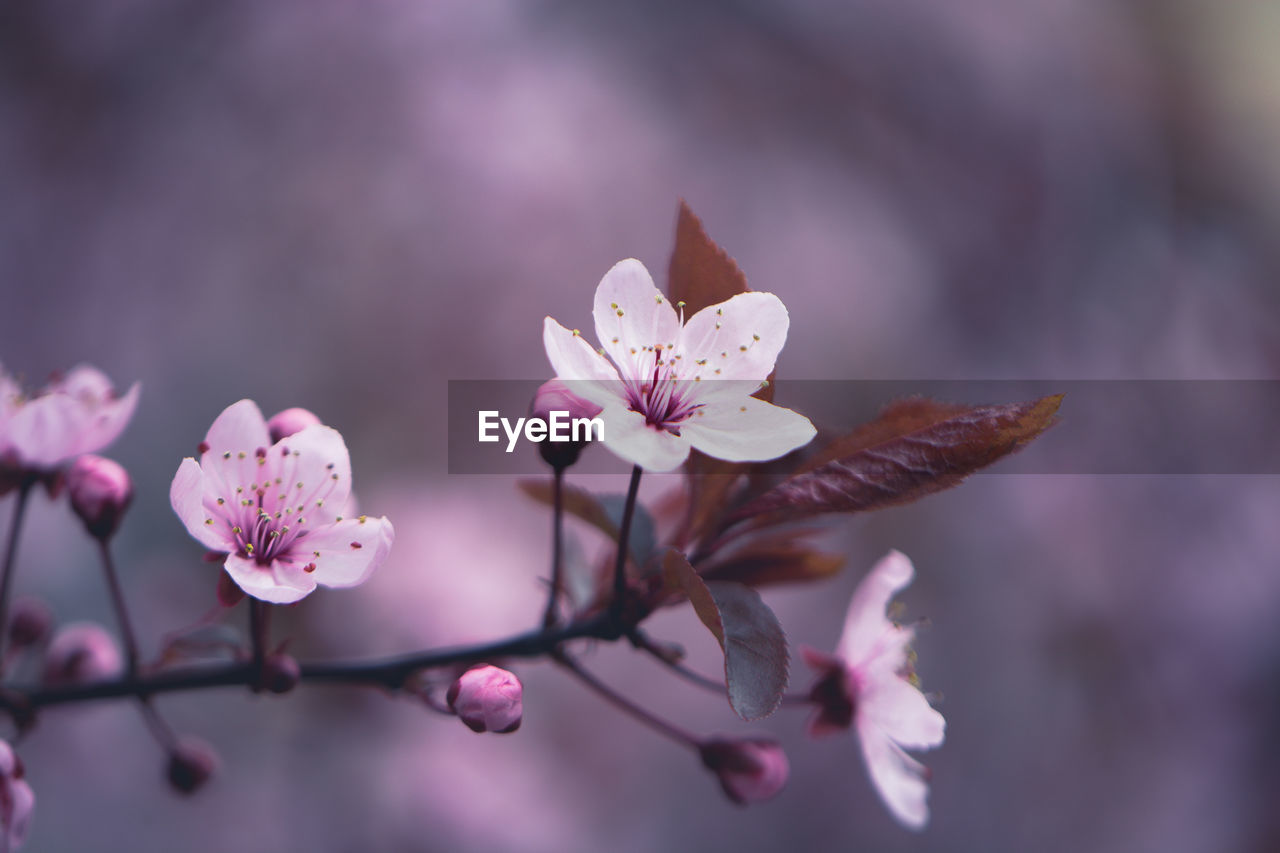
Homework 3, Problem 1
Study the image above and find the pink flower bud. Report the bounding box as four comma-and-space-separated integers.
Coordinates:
66, 454, 133, 540
0, 741, 34, 851
166, 737, 220, 795
266, 407, 322, 443
43, 622, 122, 685
699, 737, 789, 805
529, 380, 602, 470
446, 665, 523, 733
7, 598, 51, 650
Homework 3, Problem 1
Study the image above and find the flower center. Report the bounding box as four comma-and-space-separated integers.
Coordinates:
623, 344, 702, 431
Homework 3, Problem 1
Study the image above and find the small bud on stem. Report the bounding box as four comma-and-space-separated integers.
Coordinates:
446, 665, 523, 733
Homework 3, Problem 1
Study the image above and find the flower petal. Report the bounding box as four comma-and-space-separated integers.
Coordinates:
542, 318, 624, 412
169, 458, 232, 551
223, 554, 315, 604
592, 259, 681, 382
268, 424, 353, 526
857, 716, 933, 830
681, 396, 815, 463
71, 379, 140, 456
201, 400, 271, 458
863, 676, 946, 750
679, 292, 789, 381
597, 403, 691, 472
838, 550, 916, 666
293, 515, 395, 588
5, 392, 87, 467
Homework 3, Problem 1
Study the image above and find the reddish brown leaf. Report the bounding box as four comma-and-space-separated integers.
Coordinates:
666, 200, 748, 316
731, 394, 1064, 523
701, 537, 845, 588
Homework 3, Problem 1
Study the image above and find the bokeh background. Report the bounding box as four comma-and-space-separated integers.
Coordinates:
2, 1, 1279, 851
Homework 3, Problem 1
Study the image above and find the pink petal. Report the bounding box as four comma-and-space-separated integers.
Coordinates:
838, 550, 916, 666
863, 676, 946, 750
169, 458, 232, 551
72, 379, 140, 456
679, 292, 789, 381
6, 392, 85, 467
591, 259, 681, 383
201, 400, 271, 458
293, 515, 394, 588
270, 424, 353, 526
681, 396, 815, 463
857, 717, 933, 830
223, 554, 315, 604
49, 364, 115, 399
597, 402, 691, 472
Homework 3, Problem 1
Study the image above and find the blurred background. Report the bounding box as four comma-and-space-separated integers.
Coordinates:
2, 0, 1279, 850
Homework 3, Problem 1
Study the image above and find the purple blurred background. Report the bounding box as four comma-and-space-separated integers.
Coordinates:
3, 1, 1279, 850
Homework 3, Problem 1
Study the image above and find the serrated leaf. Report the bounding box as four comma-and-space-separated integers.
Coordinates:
666, 200, 748, 316
517, 478, 656, 569
663, 551, 789, 720
731, 394, 1063, 523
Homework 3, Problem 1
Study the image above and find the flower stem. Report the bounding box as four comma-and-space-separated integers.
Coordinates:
248, 599, 269, 685
541, 467, 566, 628
98, 540, 140, 677
555, 651, 699, 749
610, 465, 643, 617
0, 480, 34, 665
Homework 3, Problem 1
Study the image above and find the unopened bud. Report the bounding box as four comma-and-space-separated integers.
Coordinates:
42, 622, 122, 685
66, 455, 133, 540
166, 737, 220, 795
446, 664, 523, 733
529, 380, 602, 470
0, 741, 34, 850
266, 407, 322, 443
699, 737, 789, 805
258, 653, 301, 694
7, 598, 52, 650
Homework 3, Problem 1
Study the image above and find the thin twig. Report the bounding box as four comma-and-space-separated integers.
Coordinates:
98, 540, 140, 676
0, 480, 33, 666
541, 467, 566, 628
554, 651, 699, 749
609, 465, 643, 616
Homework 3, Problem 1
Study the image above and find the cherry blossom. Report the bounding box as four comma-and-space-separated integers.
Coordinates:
542, 259, 815, 472
0, 365, 139, 477
802, 550, 945, 830
699, 737, 789, 805
170, 400, 394, 604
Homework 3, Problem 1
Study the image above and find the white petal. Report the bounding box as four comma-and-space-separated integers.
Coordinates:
681, 396, 815, 463
223, 554, 315, 604
863, 676, 946, 750
598, 403, 691, 472
838, 550, 916, 666
169, 458, 233, 551
858, 717, 933, 830
542, 318, 624, 411
592, 259, 681, 383
679, 291, 789, 381
293, 515, 394, 588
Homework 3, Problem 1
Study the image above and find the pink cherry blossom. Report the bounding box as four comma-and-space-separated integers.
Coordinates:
170, 400, 394, 604
542, 259, 815, 472
0, 741, 33, 853
802, 550, 945, 830
0, 365, 139, 472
